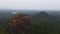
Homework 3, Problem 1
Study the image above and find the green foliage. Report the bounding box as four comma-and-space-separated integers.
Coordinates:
1, 17, 60, 34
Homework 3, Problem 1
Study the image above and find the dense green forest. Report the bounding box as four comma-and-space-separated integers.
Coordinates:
0, 10, 60, 34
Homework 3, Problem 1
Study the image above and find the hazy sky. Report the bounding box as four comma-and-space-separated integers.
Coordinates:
0, 0, 60, 10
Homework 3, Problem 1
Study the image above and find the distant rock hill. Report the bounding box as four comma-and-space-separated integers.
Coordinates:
31, 11, 57, 22
36, 11, 49, 18
32, 11, 49, 19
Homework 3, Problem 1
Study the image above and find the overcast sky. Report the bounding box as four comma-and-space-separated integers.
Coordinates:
0, 0, 60, 10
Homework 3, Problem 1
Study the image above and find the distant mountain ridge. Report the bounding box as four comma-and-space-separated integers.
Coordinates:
0, 10, 60, 19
